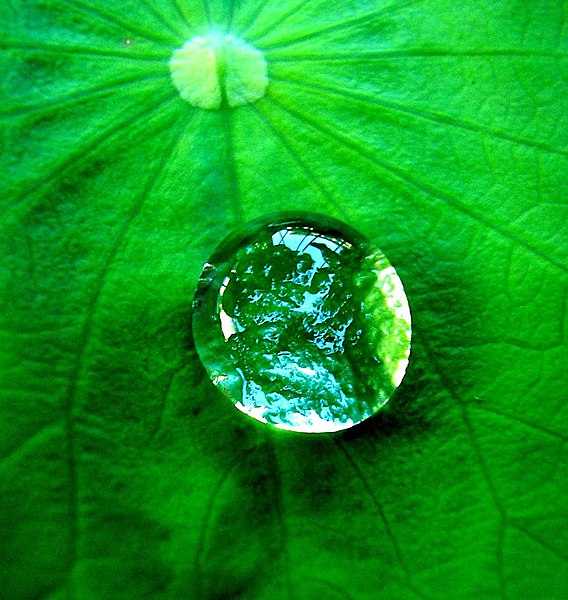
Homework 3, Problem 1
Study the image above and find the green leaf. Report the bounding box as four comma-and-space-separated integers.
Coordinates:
1, 1, 567, 599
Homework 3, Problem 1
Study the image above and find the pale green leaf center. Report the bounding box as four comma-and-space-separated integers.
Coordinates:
169, 33, 268, 110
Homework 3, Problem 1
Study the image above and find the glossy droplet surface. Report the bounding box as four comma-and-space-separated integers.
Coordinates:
192, 213, 411, 433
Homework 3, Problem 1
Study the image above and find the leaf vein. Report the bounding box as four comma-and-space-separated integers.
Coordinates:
333, 439, 429, 600
60, 0, 177, 44
511, 521, 568, 562
194, 449, 257, 598
235, 0, 266, 37
252, 102, 348, 221
255, 0, 418, 50
60, 120, 186, 586
149, 356, 195, 442
1, 72, 168, 118
226, 0, 236, 31
202, 0, 212, 27
267, 48, 568, 61
3, 91, 178, 221
420, 332, 508, 599
221, 107, 243, 224
2, 39, 167, 62
470, 403, 568, 442
245, 0, 312, 42
136, 0, 187, 39
265, 94, 568, 274
269, 74, 568, 159
304, 576, 355, 600
266, 439, 293, 600
0, 422, 61, 469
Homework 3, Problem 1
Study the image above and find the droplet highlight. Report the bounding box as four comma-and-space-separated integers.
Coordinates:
192, 213, 412, 433
169, 33, 268, 110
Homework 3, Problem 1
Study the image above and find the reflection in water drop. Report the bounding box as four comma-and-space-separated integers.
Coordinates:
192, 213, 411, 433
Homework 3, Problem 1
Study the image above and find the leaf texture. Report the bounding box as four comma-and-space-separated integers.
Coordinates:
1, 1, 567, 599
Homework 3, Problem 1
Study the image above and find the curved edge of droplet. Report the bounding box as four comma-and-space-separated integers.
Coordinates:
191, 211, 413, 434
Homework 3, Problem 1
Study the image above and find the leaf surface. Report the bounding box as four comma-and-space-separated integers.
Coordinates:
1, 1, 567, 599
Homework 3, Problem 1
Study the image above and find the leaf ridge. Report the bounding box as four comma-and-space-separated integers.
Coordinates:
252, 1, 417, 48
269, 74, 568, 159
1, 72, 167, 118
333, 439, 429, 600
3, 91, 178, 221
2, 39, 167, 62
267, 48, 568, 61
60, 0, 178, 44
252, 103, 348, 221
470, 404, 568, 442
194, 449, 253, 598
241, 0, 312, 41
510, 521, 568, 562
264, 94, 568, 274
420, 333, 508, 599
59, 121, 186, 588
136, 0, 188, 39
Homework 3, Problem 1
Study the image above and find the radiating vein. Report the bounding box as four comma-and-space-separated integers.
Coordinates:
269, 74, 568, 158
267, 48, 568, 60
194, 449, 255, 599
0, 422, 61, 468
419, 332, 508, 600
459, 406, 508, 600
149, 356, 195, 442
251, 102, 348, 221
136, 0, 187, 39
1, 72, 167, 118
266, 438, 293, 600
61, 0, 177, 44
169, 0, 196, 28
439, 337, 563, 352
511, 521, 568, 562
265, 94, 568, 274
470, 403, 568, 442
333, 438, 429, 600
221, 106, 243, 225
235, 0, 266, 37
3, 91, 179, 220
201, 0, 212, 27
2, 39, 167, 62
225, 0, 236, 31
304, 576, 355, 600
253, 0, 416, 49
60, 119, 186, 589
245, 0, 312, 42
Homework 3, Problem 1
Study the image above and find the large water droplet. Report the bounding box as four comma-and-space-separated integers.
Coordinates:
192, 213, 411, 433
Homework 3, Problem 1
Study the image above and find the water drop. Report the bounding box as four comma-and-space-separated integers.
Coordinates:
192, 213, 412, 433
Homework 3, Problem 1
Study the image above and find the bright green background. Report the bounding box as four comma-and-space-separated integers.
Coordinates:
1, 1, 567, 599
